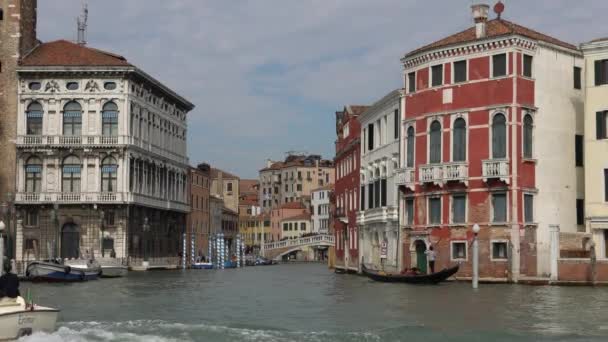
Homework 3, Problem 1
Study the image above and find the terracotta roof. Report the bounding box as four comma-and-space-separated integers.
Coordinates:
281, 213, 311, 222
347, 105, 369, 116
239, 179, 259, 194
21, 40, 132, 67
210, 168, 239, 180
405, 19, 578, 58
239, 196, 258, 206
279, 202, 306, 210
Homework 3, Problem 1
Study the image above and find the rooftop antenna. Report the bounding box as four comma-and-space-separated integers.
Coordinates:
77, 1, 89, 45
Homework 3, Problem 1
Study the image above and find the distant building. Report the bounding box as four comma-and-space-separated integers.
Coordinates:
210, 168, 240, 213
281, 213, 312, 240
238, 179, 261, 252
311, 186, 331, 234
259, 154, 334, 213
187, 163, 211, 263
334, 105, 367, 272
270, 202, 308, 241
357, 90, 401, 272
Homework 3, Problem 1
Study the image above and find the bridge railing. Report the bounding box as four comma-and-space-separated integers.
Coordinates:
264, 234, 334, 250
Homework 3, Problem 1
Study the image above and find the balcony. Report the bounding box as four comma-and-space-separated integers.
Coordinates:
482, 159, 510, 184
395, 168, 415, 191
443, 162, 468, 185
357, 207, 398, 225
16, 192, 190, 212
419, 164, 444, 186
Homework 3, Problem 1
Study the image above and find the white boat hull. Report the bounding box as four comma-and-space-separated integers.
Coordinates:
0, 298, 59, 340
100, 266, 128, 278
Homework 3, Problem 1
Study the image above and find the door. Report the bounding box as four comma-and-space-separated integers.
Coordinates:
604, 230, 608, 259
415, 240, 427, 274
61, 223, 80, 259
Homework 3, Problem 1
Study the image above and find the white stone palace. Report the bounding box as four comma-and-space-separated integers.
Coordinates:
13, 40, 194, 269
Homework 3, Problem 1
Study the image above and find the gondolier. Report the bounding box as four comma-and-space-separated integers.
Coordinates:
0, 259, 20, 302
425, 246, 437, 274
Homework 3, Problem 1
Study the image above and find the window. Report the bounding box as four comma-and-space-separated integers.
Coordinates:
301, 223, 306, 231
605, 169, 608, 202
492, 54, 507, 77
227, 182, 233, 192
102, 238, 115, 251
66, 82, 79, 90
452, 194, 466, 224
101, 156, 118, 192
381, 179, 387, 207
296, 184, 302, 191
368, 183, 374, 209
62, 155, 81, 193
454, 60, 467, 83
367, 123, 374, 151
451, 242, 467, 261
574, 67, 582, 89
408, 72, 416, 93
596, 111, 607, 140
492, 242, 508, 260
25, 156, 42, 193
360, 186, 365, 210
297, 171, 302, 179
431, 64, 443, 87
63, 101, 82, 136
577, 199, 584, 226
492, 193, 507, 223
0, 8, 3, 20
99, 101, 120, 136
492, 114, 507, 159
407, 126, 415, 168
523, 115, 533, 158
523, 55, 533, 78
104, 211, 116, 226
29, 82, 41, 90
374, 179, 380, 208
429, 197, 441, 225
429, 121, 442, 164
25, 209, 38, 226
575, 135, 584, 167
26, 102, 43, 135
289, 223, 293, 231
283, 223, 288, 231
594, 59, 608, 86
394, 109, 399, 140
524, 194, 534, 223
25, 239, 38, 250
453, 118, 466, 161
406, 198, 414, 225
104, 82, 117, 90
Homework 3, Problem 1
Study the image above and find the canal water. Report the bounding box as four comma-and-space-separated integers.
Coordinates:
19, 264, 608, 342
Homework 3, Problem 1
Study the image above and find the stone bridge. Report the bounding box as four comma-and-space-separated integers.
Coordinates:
262, 234, 335, 260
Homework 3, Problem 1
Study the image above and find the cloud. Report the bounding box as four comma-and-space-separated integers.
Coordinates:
37, 0, 608, 177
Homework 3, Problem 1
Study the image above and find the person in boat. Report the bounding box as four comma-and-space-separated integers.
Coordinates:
425, 246, 437, 274
0, 260, 20, 303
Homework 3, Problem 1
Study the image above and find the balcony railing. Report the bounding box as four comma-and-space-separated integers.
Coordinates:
395, 168, 415, 191
443, 162, 468, 185
482, 159, 510, 184
419, 164, 444, 185
357, 207, 398, 225
16, 192, 190, 212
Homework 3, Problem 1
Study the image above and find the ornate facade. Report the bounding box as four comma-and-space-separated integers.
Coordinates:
14, 40, 194, 268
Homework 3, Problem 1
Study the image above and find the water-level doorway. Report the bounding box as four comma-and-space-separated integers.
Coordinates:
415, 240, 427, 274
61, 223, 80, 259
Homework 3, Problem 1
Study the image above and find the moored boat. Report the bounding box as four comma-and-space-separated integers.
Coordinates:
100, 265, 129, 278
26, 261, 83, 282
64, 260, 102, 281
361, 264, 459, 284
0, 297, 59, 340
192, 262, 213, 269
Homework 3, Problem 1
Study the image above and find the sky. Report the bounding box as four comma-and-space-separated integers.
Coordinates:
38, 0, 608, 178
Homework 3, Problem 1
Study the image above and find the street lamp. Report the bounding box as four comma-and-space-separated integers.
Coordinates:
472, 223, 480, 289
0, 221, 5, 276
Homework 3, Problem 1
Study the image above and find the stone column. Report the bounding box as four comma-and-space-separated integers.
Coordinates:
15, 219, 24, 263
549, 224, 560, 282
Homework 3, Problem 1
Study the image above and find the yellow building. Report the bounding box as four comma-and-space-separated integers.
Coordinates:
582, 38, 608, 258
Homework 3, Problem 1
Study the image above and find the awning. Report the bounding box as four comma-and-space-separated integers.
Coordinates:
102, 111, 118, 119
26, 111, 43, 118
63, 111, 82, 118
101, 165, 118, 173
26, 165, 42, 173
63, 166, 81, 173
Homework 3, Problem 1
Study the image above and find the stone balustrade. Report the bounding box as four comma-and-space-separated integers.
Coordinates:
482, 159, 510, 184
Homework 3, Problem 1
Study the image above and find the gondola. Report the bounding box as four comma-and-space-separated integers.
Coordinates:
361, 263, 459, 284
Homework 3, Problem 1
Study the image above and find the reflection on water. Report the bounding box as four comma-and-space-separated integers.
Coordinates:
18, 264, 608, 342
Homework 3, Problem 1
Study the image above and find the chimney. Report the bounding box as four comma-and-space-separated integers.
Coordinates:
471, 4, 490, 39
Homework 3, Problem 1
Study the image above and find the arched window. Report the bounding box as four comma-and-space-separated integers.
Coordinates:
492, 114, 507, 159
407, 126, 415, 168
26, 102, 44, 135
102, 102, 119, 136
523, 115, 533, 158
101, 156, 118, 192
453, 118, 467, 162
429, 121, 442, 164
25, 156, 42, 193
63, 101, 82, 136
62, 155, 81, 193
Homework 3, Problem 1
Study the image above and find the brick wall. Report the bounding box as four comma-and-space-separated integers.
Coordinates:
558, 259, 608, 282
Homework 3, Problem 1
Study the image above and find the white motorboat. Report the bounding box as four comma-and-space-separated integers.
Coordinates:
0, 297, 59, 340
100, 265, 129, 278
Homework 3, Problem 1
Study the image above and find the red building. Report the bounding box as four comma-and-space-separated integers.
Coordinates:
397, 3, 584, 280
334, 105, 368, 272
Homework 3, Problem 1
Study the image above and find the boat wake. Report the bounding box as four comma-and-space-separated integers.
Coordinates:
19, 320, 386, 342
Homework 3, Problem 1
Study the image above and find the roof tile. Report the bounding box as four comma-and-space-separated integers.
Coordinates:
21, 40, 132, 67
